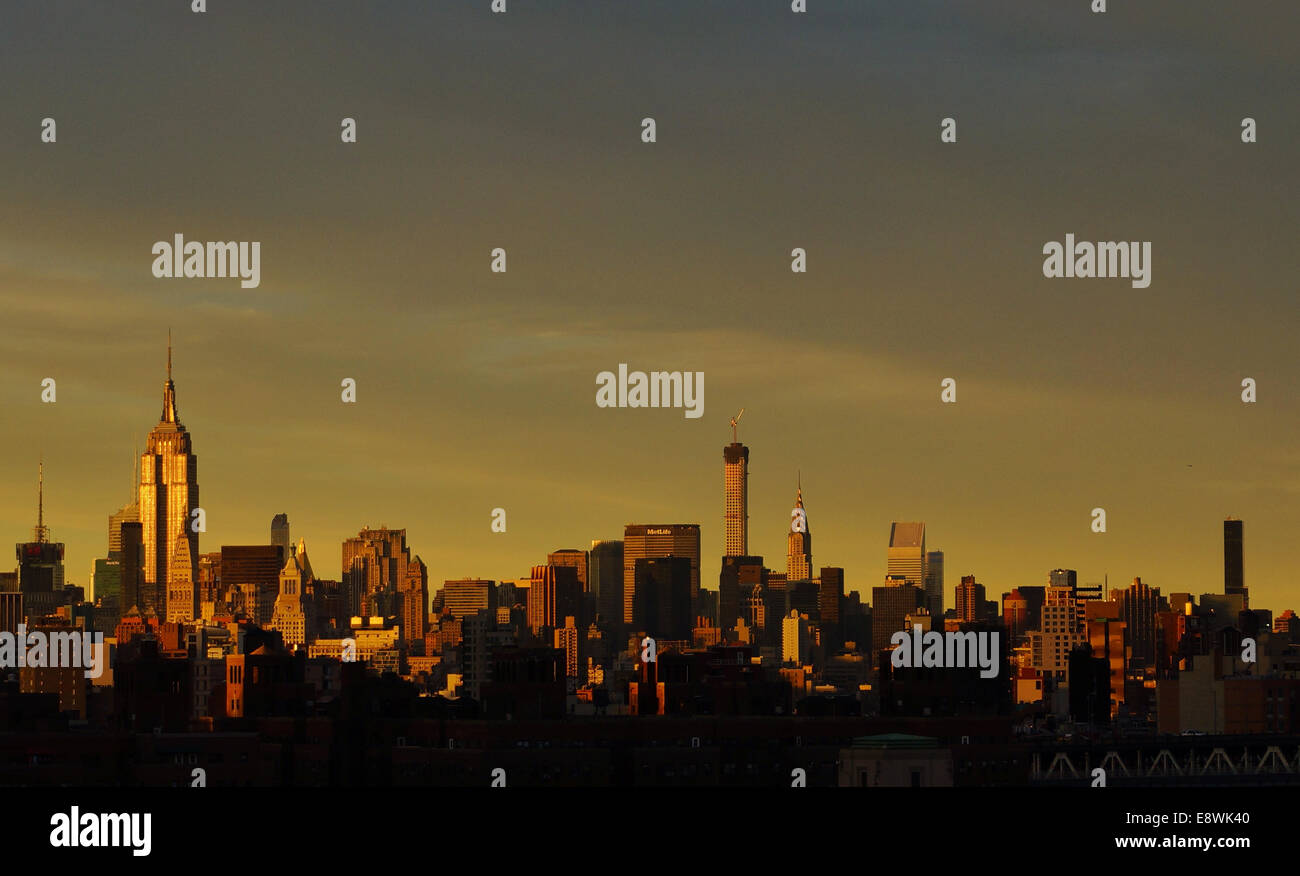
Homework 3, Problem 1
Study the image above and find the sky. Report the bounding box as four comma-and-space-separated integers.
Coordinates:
0, 0, 1296, 611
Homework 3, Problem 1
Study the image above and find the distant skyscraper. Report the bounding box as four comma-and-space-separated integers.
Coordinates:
271, 514, 290, 561
724, 442, 749, 557
1029, 585, 1083, 684
548, 549, 588, 591
818, 566, 844, 649
444, 578, 495, 619
924, 550, 944, 618
109, 502, 139, 556
872, 575, 924, 659
527, 564, 581, 634
16, 461, 65, 620
270, 538, 315, 650
120, 521, 144, 612
342, 527, 410, 619
786, 479, 812, 581
139, 340, 199, 616
166, 529, 197, 622
221, 545, 282, 627
1224, 518, 1246, 609
554, 616, 580, 681
887, 522, 926, 588
631, 556, 693, 641
402, 555, 429, 649
719, 555, 765, 639
589, 540, 624, 626
1121, 577, 1161, 669
622, 524, 700, 625
955, 575, 986, 623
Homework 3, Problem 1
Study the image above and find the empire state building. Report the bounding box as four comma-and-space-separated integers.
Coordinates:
138, 340, 199, 618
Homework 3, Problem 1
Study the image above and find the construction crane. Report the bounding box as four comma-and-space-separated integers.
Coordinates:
729, 408, 745, 443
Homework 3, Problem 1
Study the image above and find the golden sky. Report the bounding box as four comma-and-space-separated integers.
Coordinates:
1, 1, 1296, 612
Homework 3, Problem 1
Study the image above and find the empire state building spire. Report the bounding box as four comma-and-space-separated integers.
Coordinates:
140, 334, 198, 619
162, 330, 180, 424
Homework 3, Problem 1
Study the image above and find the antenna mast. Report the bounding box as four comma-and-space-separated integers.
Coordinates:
34, 458, 49, 543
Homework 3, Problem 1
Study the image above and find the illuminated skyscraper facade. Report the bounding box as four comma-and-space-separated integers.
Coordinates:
786, 480, 812, 581
139, 341, 199, 618
724, 443, 749, 556
887, 522, 926, 589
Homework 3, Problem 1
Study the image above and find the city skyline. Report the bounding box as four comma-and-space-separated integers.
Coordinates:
2, 341, 1289, 616
2, 1, 1295, 612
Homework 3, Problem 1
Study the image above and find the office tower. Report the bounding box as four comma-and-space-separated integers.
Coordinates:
271, 514, 291, 561
166, 530, 197, 622
871, 576, 925, 658
444, 578, 495, 619
1003, 589, 1028, 642
401, 556, 428, 649
271, 538, 315, 649
140, 340, 200, 612
589, 540, 624, 626
632, 556, 692, 641
724, 442, 749, 556
463, 610, 514, 701
886, 522, 926, 588
782, 610, 812, 665
1121, 577, 1161, 669
548, 549, 588, 590
17, 461, 66, 620
818, 566, 844, 648
221, 545, 282, 627
924, 550, 944, 618
622, 524, 700, 625
93, 557, 122, 624
528, 564, 581, 634
109, 502, 139, 556
554, 616, 580, 681
120, 521, 144, 612
341, 527, 411, 619
955, 575, 986, 623
1224, 518, 1246, 609
786, 479, 813, 581
1028, 585, 1084, 683
719, 555, 765, 639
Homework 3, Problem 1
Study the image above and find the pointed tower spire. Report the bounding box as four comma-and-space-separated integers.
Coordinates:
161, 331, 180, 424
796, 470, 803, 508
